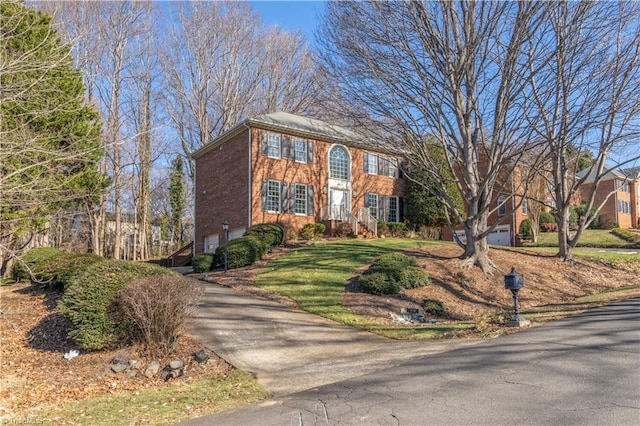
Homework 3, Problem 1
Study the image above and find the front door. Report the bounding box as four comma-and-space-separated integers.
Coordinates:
329, 188, 349, 220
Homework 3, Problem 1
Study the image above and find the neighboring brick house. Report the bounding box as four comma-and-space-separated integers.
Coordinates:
192, 112, 405, 254
577, 166, 640, 229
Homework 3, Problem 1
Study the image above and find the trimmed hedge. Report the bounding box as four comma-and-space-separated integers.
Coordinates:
359, 272, 401, 295
13, 247, 63, 282
301, 223, 326, 240
611, 228, 640, 248
192, 253, 214, 273
387, 222, 408, 237
519, 219, 532, 238
359, 252, 430, 295
243, 223, 284, 247
214, 235, 268, 269
13, 248, 104, 289
58, 260, 176, 350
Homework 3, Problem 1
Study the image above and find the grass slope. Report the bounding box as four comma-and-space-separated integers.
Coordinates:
255, 239, 472, 338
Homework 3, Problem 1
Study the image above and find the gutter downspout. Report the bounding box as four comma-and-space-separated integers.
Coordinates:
244, 122, 252, 229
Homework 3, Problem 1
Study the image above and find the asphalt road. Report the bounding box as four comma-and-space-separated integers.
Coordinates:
183, 297, 640, 425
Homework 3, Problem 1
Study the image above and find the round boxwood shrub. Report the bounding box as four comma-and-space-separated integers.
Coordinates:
13, 248, 104, 289
58, 260, 176, 351
358, 272, 401, 295
192, 253, 214, 273
519, 219, 532, 238
422, 299, 444, 317
360, 252, 429, 295
214, 235, 268, 269
539, 211, 555, 224
243, 223, 284, 247
399, 266, 430, 289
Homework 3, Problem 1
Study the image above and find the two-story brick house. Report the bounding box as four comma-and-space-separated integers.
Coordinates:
192, 112, 405, 254
578, 166, 640, 229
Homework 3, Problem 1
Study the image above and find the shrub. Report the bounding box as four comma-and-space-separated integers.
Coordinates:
519, 219, 532, 238
13, 247, 63, 283
301, 223, 326, 240
117, 275, 205, 355
377, 221, 389, 237
358, 272, 401, 295
539, 211, 555, 224
334, 222, 354, 238
360, 252, 429, 295
541, 222, 558, 232
387, 222, 408, 237
611, 228, 640, 247
399, 267, 431, 289
214, 235, 268, 269
58, 260, 176, 350
243, 223, 284, 247
422, 299, 444, 317
192, 254, 214, 273
13, 248, 104, 289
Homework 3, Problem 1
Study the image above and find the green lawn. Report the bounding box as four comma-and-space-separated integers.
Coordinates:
255, 239, 473, 339
40, 370, 270, 425
525, 229, 633, 248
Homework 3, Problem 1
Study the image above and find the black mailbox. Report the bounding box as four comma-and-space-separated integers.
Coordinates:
504, 267, 524, 290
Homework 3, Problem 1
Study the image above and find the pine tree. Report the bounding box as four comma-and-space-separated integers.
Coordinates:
0, 1, 106, 276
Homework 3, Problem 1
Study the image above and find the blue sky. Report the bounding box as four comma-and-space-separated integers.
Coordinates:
250, 1, 326, 44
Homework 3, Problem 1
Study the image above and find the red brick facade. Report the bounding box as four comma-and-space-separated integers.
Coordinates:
193, 114, 405, 254
579, 177, 639, 229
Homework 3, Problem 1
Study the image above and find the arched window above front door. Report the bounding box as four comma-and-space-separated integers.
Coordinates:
329, 145, 350, 180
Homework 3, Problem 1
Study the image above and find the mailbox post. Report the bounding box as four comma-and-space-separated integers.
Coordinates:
504, 267, 530, 327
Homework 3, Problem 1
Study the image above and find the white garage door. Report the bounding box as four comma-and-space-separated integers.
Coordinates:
454, 225, 511, 247
487, 225, 511, 246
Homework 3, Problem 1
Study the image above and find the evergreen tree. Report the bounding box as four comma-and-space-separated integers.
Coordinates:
405, 145, 464, 230
0, 1, 106, 276
168, 156, 186, 245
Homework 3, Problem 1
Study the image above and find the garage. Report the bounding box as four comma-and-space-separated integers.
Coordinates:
454, 224, 512, 247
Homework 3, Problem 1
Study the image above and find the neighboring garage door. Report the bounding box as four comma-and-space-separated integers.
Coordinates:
487, 225, 511, 246
454, 225, 511, 247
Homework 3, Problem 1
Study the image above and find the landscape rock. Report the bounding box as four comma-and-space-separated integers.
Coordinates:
193, 350, 209, 363
169, 360, 185, 370
129, 359, 142, 370
111, 363, 128, 373
144, 361, 160, 378
112, 354, 128, 365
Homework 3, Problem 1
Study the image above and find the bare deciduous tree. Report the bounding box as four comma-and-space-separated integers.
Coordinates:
526, 1, 640, 260
320, 1, 545, 272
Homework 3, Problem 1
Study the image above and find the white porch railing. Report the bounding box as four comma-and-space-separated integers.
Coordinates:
320, 206, 359, 235
358, 207, 378, 236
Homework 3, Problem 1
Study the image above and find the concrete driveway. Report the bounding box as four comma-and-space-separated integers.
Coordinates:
188, 281, 480, 396
185, 297, 640, 425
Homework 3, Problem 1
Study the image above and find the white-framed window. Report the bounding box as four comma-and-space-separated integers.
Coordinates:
522, 198, 528, 215
497, 196, 507, 216
294, 139, 307, 163
387, 157, 398, 178
367, 153, 378, 174
265, 179, 281, 212
265, 134, 281, 158
386, 196, 399, 222
365, 193, 379, 219
293, 183, 308, 215
329, 145, 350, 180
